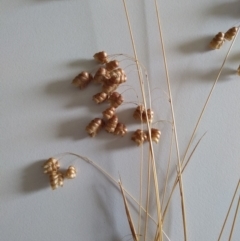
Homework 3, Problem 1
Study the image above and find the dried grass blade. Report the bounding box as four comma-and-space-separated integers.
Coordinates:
153, 0, 187, 239
119, 180, 139, 241
217, 179, 240, 241
65, 152, 157, 225
162, 132, 207, 221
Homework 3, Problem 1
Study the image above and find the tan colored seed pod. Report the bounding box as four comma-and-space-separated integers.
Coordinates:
65, 166, 77, 179
147, 128, 161, 143
43, 158, 60, 174
86, 118, 104, 137
102, 106, 116, 120
113, 123, 127, 136
209, 32, 225, 49
102, 83, 118, 94
49, 171, 64, 190
105, 60, 119, 71
72, 71, 93, 89
93, 51, 108, 64
107, 68, 127, 85
93, 67, 110, 84
133, 105, 153, 123
237, 65, 240, 76
105, 115, 118, 133
131, 129, 147, 146
108, 92, 123, 108
93, 92, 108, 104
225, 27, 238, 41
142, 109, 154, 123
133, 105, 145, 120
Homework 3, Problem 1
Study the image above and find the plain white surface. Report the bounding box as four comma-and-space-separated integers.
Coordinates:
1, 0, 240, 240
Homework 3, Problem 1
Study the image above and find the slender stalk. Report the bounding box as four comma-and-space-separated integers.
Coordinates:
153, 0, 187, 240
144, 149, 152, 241
161, 128, 174, 206
228, 197, 240, 241
217, 179, 240, 241
122, 1, 163, 240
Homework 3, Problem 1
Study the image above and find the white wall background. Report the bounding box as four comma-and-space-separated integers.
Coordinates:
1, 0, 239, 241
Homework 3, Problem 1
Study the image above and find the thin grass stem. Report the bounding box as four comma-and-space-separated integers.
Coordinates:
217, 179, 240, 241
228, 196, 240, 241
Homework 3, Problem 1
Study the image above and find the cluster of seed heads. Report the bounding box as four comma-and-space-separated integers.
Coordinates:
72, 51, 160, 144
131, 128, 161, 146
43, 158, 77, 190
209, 27, 238, 50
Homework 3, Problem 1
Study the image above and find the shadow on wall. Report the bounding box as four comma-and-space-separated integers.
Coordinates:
208, 1, 240, 19
22, 160, 49, 193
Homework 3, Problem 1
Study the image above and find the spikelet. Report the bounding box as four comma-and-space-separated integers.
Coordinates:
225, 27, 238, 41
209, 32, 225, 49
147, 128, 161, 143
93, 67, 110, 84
133, 105, 145, 120
86, 118, 104, 137
102, 107, 116, 120
49, 171, 64, 190
105, 115, 118, 133
107, 68, 127, 85
43, 158, 60, 174
133, 105, 154, 123
72, 71, 93, 89
105, 60, 119, 71
65, 166, 77, 179
131, 129, 147, 146
102, 83, 118, 94
93, 51, 108, 64
93, 92, 108, 104
142, 109, 154, 123
108, 92, 123, 108
114, 123, 127, 136
237, 65, 240, 76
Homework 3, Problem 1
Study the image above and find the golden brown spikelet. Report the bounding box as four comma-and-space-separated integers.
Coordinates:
133, 105, 145, 120
102, 107, 116, 120
86, 118, 104, 137
93, 51, 108, 64
113, 123, 127, 136
72, 71, 93, 89
142, 109, 154, 123
105, 60, 119, 71
43, 158, 60, 174
92, 92, 108, 104
131, 129, 147, 146
209, 32, 225, 49
225, 27, 238, 41
108, 92, 123, 108
65, 166, 77, 179
133, 105, 154, 123
49, 171, 64, 190
105, 115, 118, 133
107, 68, 127, 85
93, 67, 110, 84
147, 128, 161, 143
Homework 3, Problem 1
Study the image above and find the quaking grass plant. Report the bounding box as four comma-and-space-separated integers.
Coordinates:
42, 1, 240, 241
